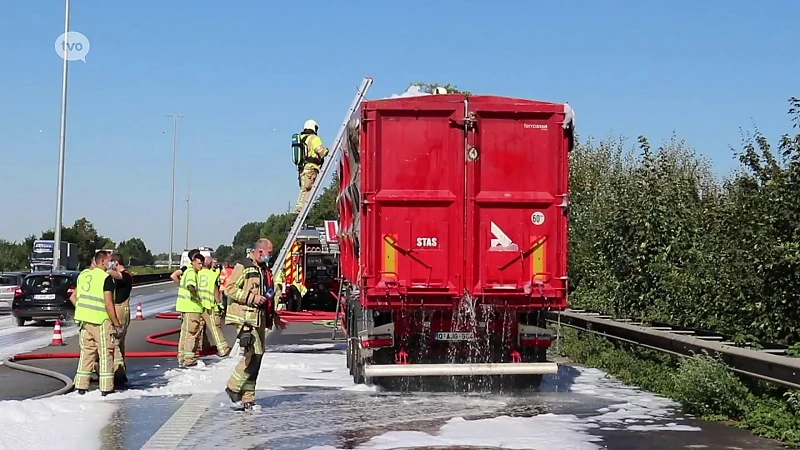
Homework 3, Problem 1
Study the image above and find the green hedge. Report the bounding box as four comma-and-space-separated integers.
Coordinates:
568, 98, 800, 349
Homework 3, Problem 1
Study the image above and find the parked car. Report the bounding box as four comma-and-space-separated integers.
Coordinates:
11, 271, 80, 326
0, 272, 27, 314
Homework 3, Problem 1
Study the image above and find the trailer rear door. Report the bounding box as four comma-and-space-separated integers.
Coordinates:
464, 97, 569, 304
361, 98, 466, 297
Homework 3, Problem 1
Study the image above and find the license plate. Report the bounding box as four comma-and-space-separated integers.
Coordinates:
434, 332, 475, 341
34, 294, 56, 300
0, 301, 8, 308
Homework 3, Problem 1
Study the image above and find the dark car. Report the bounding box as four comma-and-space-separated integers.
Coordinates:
11, 270, 80, 326
0, 272, 27, 314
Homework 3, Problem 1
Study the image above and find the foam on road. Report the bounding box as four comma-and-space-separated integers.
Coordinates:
0, 318, 785, 449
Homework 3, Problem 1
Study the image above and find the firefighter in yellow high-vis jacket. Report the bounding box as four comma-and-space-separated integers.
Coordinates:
70, 250, 124, 395
294, 119, 329, 213
197, 256, 230, 357
175, 253, 204, 367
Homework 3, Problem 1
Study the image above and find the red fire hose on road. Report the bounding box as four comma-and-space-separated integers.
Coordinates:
3, 309, 341, 400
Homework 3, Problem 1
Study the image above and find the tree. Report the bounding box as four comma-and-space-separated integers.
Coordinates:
260, 213, 295, 257
39, 218, 116, 266
232, 221, 265, 249
213, 244, 236, 263
117, 237, 155, 266
411, 82, 469, 95
568, 97, 800, 345
305, 172, 340, 226
0, 239, 28, 271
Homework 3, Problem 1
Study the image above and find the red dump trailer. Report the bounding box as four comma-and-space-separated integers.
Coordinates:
337, 90, 575, 387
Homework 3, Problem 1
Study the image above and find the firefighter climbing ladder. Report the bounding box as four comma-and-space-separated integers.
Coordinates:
271, 76, 374, 282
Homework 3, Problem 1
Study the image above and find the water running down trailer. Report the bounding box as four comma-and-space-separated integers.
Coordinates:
338, 88, 575, 386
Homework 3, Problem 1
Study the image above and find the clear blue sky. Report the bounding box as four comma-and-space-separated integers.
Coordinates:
1, 1, 797, 253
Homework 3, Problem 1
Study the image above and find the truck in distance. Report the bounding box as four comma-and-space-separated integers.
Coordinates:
30, 240, 79, 272
337, 88, 575, 388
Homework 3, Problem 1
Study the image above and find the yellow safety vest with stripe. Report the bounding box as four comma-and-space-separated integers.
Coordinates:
301, 133, 326, 171
197, 268, 219, 310
176, 267, 204, 313
74, 267, 110, 325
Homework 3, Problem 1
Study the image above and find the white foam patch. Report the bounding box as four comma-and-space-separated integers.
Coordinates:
267, 343, 341, 352
568, 367, 701, 432
310, 414, 604, 450
0, 349, 703, 449
0, 394, 116, 450
313, 365, 702, 449
106, 344, 377, 400
386, 84, 434, 99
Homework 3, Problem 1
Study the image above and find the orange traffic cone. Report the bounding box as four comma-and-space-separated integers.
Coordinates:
50, 319, 65, 346
135, 302, 145, 320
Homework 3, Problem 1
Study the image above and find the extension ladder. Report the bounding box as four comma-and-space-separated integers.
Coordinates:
271, 76, 373, 281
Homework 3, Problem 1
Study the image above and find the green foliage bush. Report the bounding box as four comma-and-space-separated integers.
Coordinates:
569, 97, 800, 346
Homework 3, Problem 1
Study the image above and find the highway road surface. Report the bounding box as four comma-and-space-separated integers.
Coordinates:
0, 286, 787, 450
0, 281, 177, 361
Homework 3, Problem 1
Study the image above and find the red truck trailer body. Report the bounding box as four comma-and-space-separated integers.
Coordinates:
338, 91, 574, 386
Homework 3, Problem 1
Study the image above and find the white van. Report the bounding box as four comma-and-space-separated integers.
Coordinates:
179, 247, 213, 268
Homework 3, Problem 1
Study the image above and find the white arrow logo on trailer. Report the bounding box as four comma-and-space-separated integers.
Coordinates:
490, 221, 516, 249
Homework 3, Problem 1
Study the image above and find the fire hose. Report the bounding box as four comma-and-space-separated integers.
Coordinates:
3, 309, 340, 401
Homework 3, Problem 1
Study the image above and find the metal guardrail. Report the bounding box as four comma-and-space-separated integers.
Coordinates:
546, 309, 800, 390
131, 272, 172, 285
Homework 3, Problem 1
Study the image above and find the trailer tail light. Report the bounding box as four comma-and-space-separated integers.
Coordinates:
520, 336, 553, 348
360, 335, 393, 349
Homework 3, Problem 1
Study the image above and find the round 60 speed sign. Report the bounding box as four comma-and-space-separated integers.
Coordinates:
531, 211, 545, 226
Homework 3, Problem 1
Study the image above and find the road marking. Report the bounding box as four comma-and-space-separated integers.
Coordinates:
140, 392, 217, 450
158, 290, 165, 293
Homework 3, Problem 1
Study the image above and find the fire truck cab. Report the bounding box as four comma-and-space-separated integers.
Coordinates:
276, 221, 340, 312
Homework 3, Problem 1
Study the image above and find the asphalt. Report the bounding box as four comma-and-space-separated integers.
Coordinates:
0, 303, 790, 449
0, 310, 240, 401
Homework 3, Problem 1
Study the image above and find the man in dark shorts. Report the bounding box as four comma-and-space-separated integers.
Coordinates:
109, 254, 133, 385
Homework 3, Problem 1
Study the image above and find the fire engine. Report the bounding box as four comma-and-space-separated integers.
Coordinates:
276, 220, 340, 312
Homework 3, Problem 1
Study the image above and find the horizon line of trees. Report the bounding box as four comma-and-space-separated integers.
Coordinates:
0, 217, 156, 271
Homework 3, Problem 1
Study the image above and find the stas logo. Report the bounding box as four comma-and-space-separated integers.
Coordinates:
415, 237, 438, 248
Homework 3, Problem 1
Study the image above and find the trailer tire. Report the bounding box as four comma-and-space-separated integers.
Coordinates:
346, 338, 352, 371
345, 304, 353, 371
352, 354, 365, 385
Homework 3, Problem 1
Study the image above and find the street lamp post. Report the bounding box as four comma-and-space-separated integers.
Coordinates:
167, 113, 184, 269
184, 169, 190, 250
53, 0, 71, 270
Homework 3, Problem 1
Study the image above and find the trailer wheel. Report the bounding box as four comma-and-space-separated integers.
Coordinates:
346, 338, 352, 370
352, 354, 365, 384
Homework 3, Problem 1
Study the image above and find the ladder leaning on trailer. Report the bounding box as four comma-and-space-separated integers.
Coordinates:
270, 76, 374, 282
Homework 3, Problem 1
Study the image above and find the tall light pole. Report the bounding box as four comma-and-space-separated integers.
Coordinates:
184, 169, 191, 250
53, 0, 71, 270
166, 113, 183, 269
